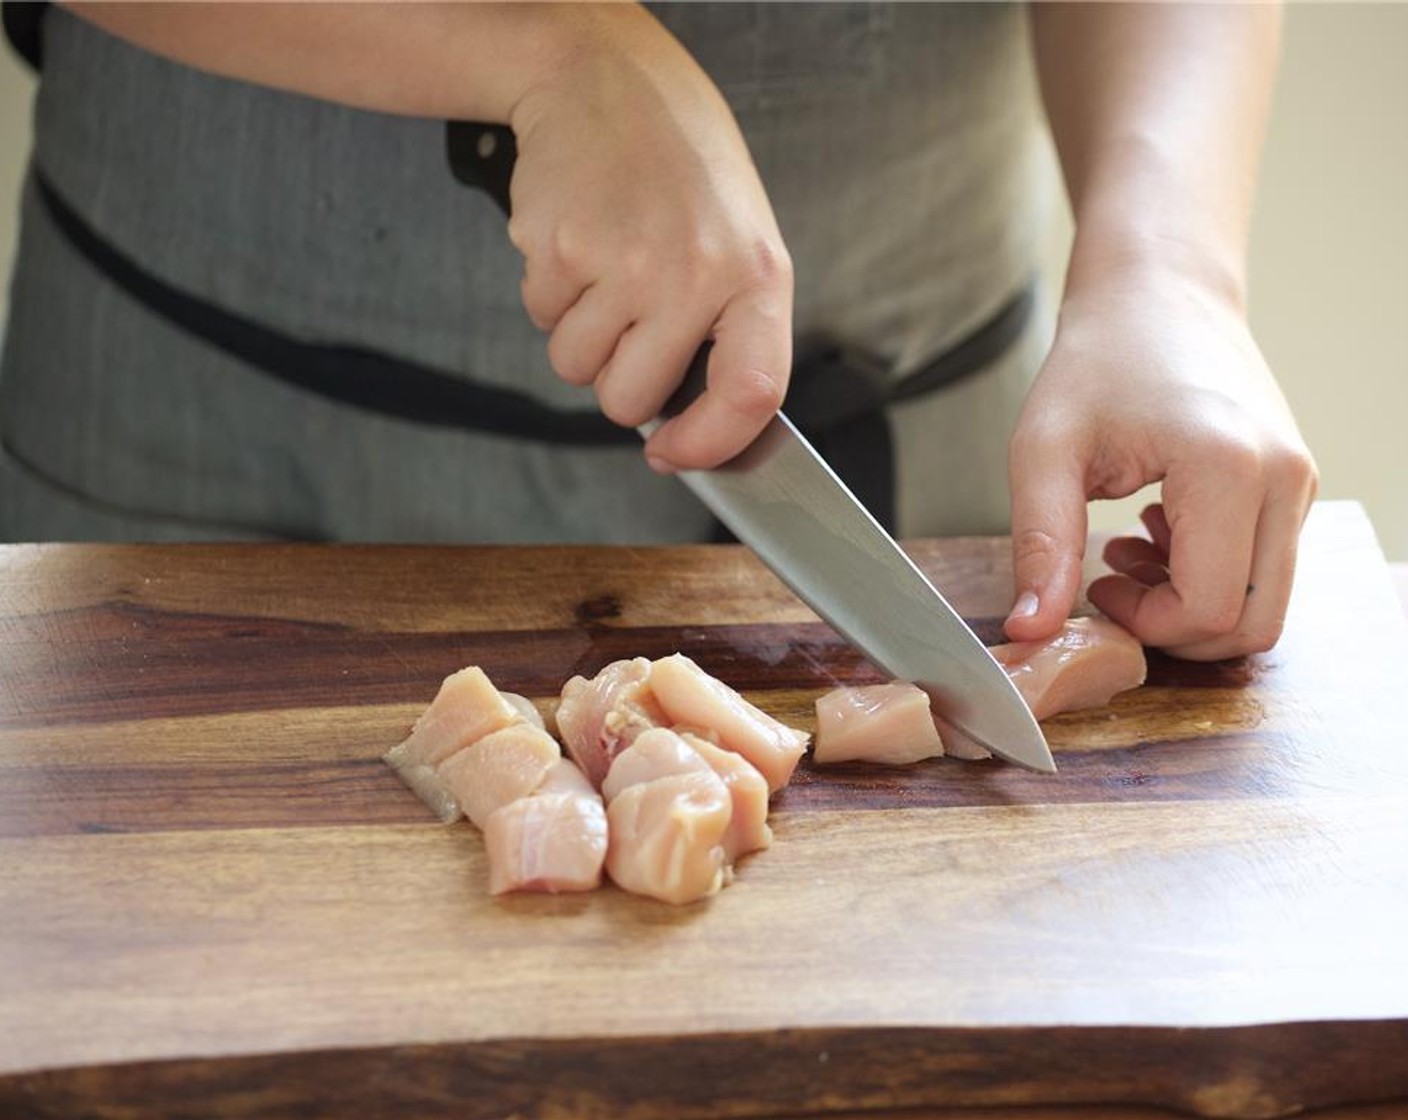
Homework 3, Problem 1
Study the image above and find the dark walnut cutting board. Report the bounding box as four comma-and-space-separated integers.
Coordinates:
2, 501, 1406, 1120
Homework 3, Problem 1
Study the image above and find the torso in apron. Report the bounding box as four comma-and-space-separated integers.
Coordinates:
0, 3, 1049, 543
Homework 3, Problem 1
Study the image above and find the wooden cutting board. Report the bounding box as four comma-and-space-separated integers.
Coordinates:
2, 501, 1405, 1120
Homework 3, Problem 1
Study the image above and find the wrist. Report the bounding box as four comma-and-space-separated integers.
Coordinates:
506, 4, 679, 135
1062, 131, 1252, 316
1064, 231, 1249, 322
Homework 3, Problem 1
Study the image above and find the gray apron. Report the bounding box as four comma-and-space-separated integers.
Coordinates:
0, 3, 1052, 543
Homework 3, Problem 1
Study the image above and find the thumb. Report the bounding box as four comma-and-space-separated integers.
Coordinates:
1005, 435, 1088, 642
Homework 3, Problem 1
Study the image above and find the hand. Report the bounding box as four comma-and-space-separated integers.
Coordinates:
1004, 263, 1317, 660
506, 7, 793, 470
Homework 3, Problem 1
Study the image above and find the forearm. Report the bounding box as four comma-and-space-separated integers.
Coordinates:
1030, 2, 1282, 311
60, 2, 656, 126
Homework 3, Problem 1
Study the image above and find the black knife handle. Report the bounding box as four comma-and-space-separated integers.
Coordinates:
446, 121, 517, 218
445, 117, 715, 420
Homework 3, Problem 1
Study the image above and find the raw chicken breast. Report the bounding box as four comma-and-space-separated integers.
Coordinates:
502, 692, 547, 731
605, 770, 732, 905
937, 717, 996, 761
601, 727, 712, 803
991, 617, 1146, 720
484, 792, 608, 896
678, 733, 773, 860
810, 618, 1147, 765
383, 666, 527, 821
556, 658, 668, 788
387, 667, 522, 770
604, 728, 772, 868
437, 723, 561, 830
648, 654, 809, 792
943, 617, 1147, 759
535, 758, 598, 799
382, 759, 462, 824
812, 682, 945, 766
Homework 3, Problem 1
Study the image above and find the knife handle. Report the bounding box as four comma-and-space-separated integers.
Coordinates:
446, 119, 713, 430
446, 121, 517, 217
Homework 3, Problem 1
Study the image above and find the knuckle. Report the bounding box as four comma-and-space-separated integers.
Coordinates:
520, 283, 555, 333
1010, 527, 1063, 567
1010, 415, 1074, 464
1271, 442, 1319, 493
719, 367, 786, 418
546, 334, 597, 387
506, 215, 534, 255
742, 237, 792, 289
595, 380, 652, 429
1242, 617, 1286, 653
1188, 595, 1243, 636
618, 242, 654, 285
549, 224, 591, 276
1207, 434, 1262, 478
597, 395, 643, 429
681, 237, 726, 287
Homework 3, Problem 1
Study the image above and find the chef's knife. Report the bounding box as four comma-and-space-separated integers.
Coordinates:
447, 122, 1056, 773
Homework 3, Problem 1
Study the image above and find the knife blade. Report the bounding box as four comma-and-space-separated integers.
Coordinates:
641, 353, 1055, 774
447, 120, 1054, 773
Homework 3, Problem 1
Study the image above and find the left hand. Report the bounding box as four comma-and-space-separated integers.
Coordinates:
1003, 262, 1317, 661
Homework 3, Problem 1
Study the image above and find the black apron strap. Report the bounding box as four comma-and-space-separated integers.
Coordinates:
33, 169, 634, 446
34, 165, 1033, 535
2, 1, 46, 70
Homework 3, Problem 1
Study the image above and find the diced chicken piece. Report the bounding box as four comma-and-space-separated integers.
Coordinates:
601, 727, 713, 802
535, 758, 598, 799
383, 666, 528, 820
437, 723, 562, 830
483, 793, 608, 896
648, 654, 809, 792
604, 728, 772, 865
384, 761, 462, 824
386, 666, 522, 770
991, 616, 1147, 721
502, 692, 547, 731
678, 733, 773, 860
812, 682, 945, 766
556, 658, 668, 788
605, 770, 732, 905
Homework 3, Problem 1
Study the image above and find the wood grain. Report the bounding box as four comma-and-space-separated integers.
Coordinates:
1, 502, 1406, 1119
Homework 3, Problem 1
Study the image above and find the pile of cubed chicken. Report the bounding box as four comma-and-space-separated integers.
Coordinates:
385, 619, 1146, 905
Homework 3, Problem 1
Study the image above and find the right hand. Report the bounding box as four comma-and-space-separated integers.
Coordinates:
506, 7, 793, 470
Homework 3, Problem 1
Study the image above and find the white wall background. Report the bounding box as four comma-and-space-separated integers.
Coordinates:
1, 4, 1404, 558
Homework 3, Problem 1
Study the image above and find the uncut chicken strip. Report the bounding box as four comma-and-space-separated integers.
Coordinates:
995, 617, 1147, 720
649, 654, 809, 792
556, 658, 668, 788
437, 723, 561, 830
944, 617, 1148, 760
812, 682, 945, 766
